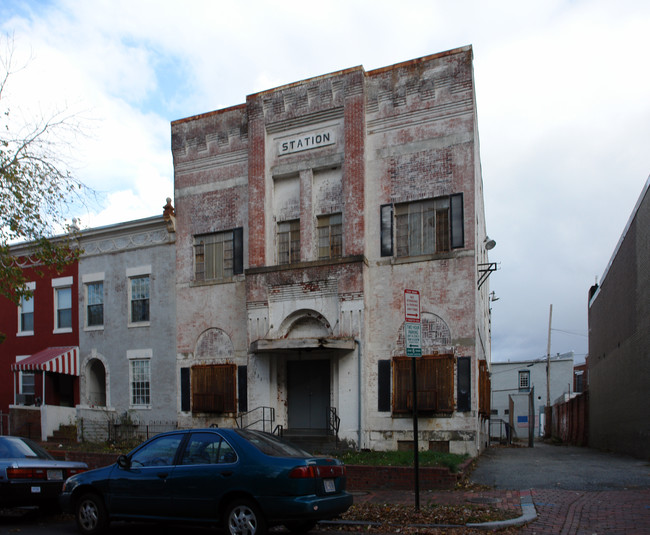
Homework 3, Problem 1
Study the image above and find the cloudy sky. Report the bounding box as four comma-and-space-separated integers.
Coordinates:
2, 0, 649, 363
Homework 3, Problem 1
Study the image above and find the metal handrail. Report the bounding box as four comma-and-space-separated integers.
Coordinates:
236, 406, 276, 433
327, 407, 340, 445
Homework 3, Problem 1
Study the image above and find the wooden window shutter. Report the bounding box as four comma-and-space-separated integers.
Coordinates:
237, 365, 247, 412
233, 227, 244, 275
180, 368, 190, 412
457, 356, 471, 412
450, 193, 464, 249
380, 204, 393, 257
378, 360, 391, 412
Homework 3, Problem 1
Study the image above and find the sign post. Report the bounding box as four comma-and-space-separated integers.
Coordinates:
404, 289, 421, 510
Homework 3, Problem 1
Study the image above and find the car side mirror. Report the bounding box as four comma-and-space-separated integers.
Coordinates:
117, 455, 131, 469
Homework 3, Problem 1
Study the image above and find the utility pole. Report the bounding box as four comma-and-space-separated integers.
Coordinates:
545, 304, 553, 438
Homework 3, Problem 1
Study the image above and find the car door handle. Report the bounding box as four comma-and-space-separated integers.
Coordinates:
220, 471, 233, 477
157, 472, 168, 479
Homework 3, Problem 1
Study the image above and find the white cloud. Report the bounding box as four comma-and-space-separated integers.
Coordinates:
2, 0, 649, 363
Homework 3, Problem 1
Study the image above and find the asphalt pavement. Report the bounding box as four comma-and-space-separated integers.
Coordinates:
470, 441, 650, 491
346, 440, 650, 534
2, 441, 650, 534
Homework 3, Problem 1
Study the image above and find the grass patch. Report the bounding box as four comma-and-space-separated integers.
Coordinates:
338, 449, 469, 473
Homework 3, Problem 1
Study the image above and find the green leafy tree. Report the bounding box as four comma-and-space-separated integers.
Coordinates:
0, 35, 83, 311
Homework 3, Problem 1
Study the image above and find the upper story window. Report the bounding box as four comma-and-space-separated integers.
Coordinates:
52, 276, 73, 333
381, 194, 464, 258
86, 281, 104, 327
18, 282, 35, 336
130, 275, 150, 324
318, 213, 342, 260
55, 287, 72, 330
194, 229, 243, 282
278, 220, 300, 265
518, 370, 530, 392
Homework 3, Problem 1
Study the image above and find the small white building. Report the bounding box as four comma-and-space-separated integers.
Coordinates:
490, 352, 575, 442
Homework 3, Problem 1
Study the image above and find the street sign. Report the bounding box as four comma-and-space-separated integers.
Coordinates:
404, 289, 420, 323
405, 323, 422, 357
404, 290, 422, 357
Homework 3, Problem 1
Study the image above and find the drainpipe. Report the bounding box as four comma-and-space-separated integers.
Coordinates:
355, 338, 362, 451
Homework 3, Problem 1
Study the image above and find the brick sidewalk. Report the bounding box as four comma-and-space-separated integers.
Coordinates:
352, 488, 650, 534
520, 489, 650, 535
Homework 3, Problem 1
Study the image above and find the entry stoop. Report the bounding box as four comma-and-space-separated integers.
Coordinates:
47, 424, 78, 445
282, 429, 351, 455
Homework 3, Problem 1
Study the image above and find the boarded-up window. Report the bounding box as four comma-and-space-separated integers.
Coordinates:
191, 364, 237, 414
393, 355, 454, 413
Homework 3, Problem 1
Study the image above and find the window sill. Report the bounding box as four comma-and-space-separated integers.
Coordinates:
84, 325, 105, 332
54, 327, 73, 334
392, 251, 460, 265
190, 273, 244, 287
392, 410, 453, 418
128, 322, 151, 328
17, 331, 34, 337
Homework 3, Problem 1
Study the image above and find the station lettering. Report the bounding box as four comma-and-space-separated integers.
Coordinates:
278, 130, 335, 155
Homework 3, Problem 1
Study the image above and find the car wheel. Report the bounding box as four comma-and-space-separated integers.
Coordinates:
224, 499, 267, 535
284, 520, 317, 533
76, 493, 108, 535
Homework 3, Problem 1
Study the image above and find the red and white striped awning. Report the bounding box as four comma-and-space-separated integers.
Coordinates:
11, 347, 79, 376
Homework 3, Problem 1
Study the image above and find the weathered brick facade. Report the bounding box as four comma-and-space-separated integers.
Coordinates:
172, 46, 494, 456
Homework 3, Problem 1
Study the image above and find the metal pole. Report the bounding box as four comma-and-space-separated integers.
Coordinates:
545, 304, 553, 437
411, 358, 420, 510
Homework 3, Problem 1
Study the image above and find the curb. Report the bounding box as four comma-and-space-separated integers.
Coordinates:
321, 490, 537, 531
467, 490, 537, 530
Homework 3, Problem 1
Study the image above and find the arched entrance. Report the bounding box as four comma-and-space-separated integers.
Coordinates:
87, 359, 107, 407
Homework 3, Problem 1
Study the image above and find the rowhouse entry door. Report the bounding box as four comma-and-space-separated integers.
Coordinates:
287, 360, 330, 431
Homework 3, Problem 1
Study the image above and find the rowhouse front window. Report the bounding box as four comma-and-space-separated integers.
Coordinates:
130, 359, 151, 406
19, 292, 34, 334
130, 276, 150, 323
86, 281, 104, 327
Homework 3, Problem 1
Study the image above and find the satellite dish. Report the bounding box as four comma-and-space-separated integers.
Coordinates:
485, 237, 496, 250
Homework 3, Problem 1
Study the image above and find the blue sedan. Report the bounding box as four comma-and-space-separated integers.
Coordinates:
60, 428, 352, 534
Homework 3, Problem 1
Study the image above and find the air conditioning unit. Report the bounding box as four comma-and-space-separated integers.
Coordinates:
16, 393, 35, 405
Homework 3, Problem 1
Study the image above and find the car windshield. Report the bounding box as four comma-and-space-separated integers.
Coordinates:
235, 429, 312, 458
0, 437, 53, 460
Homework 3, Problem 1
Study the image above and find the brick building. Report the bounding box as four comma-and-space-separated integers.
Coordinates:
171, 46, 494, 455
588, 175, 650, 459
0, 241, 80, 439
